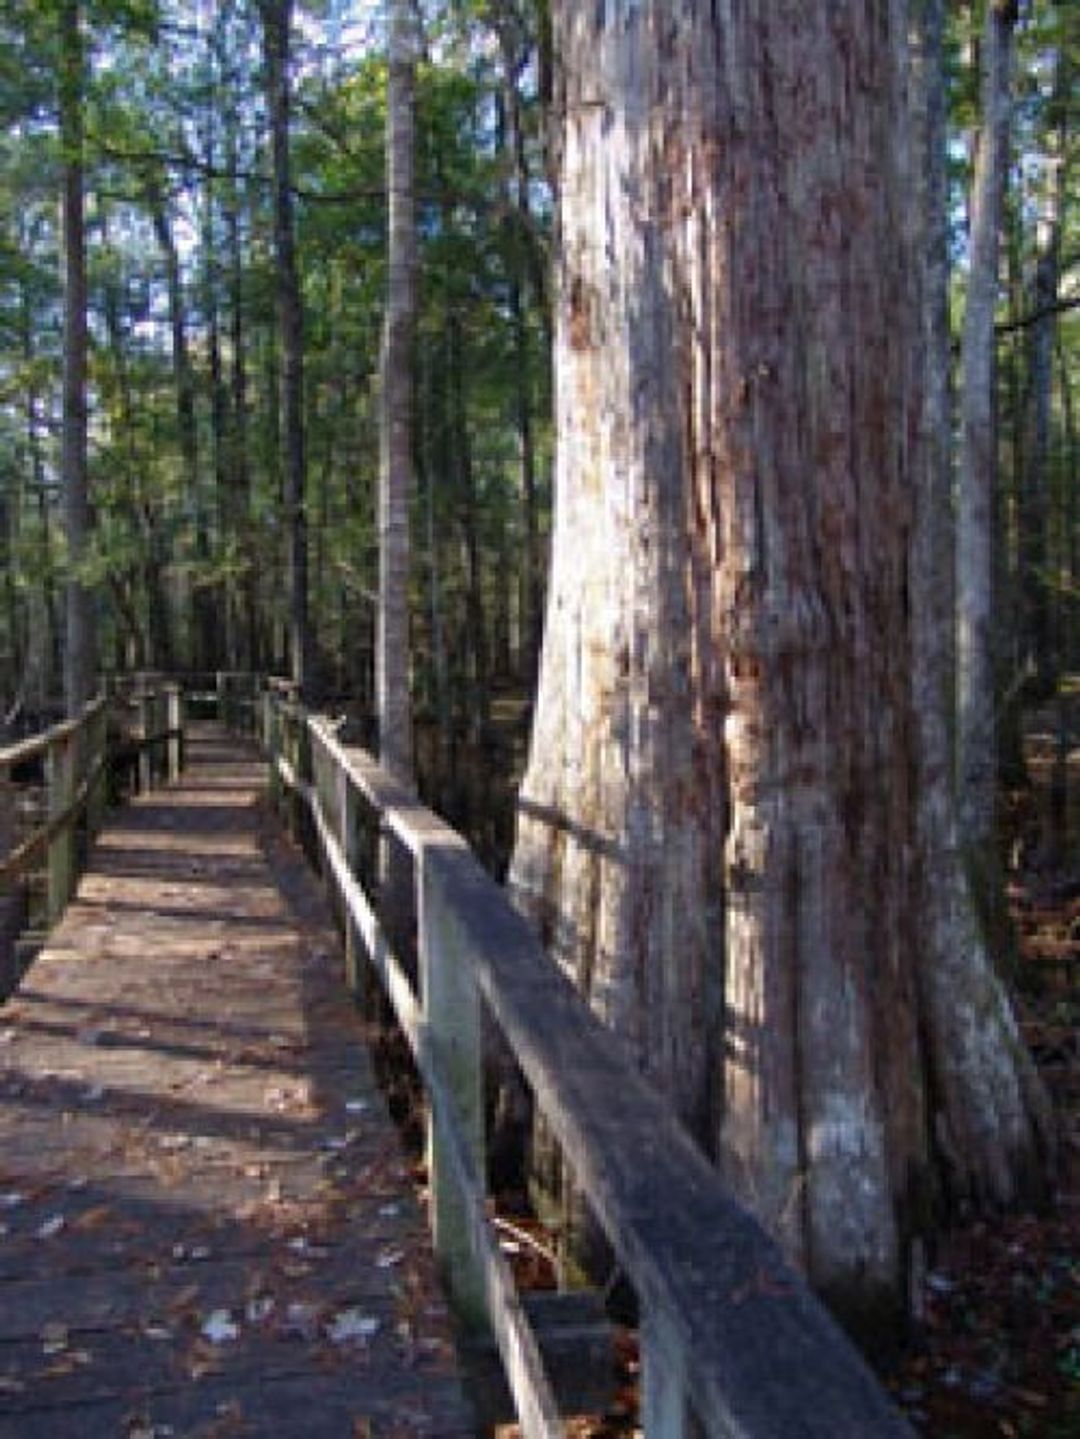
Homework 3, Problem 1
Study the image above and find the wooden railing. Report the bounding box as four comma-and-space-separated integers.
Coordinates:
0, 680, 184, 993
256, 684, 913, 1439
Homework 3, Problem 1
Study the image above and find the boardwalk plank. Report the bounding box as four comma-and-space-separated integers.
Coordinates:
0, 728, 473, 1437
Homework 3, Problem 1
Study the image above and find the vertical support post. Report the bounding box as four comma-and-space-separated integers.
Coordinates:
0, 763, 24, 996
86, 701, 107, 838
267, 695, 281, 813
166, 684, 183, 781
47, 732, 76, 924
216, 670, 226, 729
339, 762, 361, 994
418, 849, 487, 1331
138, 690, 152, 793
641, 1308, 690, 1439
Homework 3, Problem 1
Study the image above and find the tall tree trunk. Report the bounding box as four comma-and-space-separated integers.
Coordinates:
956, 1, 1017, 923
495, 46, 546, 686
909, 0, 1052, 1222
59, 0, 95, 714
100, 244, 151, 671
148, 186, 202, 673
20, 282, 58, 712
224, 64, 256, 671
260, 0, 310, 696
1020, 46, 1067, 697
511, 0, 1051, 1326
378, 0, 417, 784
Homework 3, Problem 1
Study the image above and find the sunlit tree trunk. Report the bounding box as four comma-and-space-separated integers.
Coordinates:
59, 0, 95, 713
512, 0, 1051, 1325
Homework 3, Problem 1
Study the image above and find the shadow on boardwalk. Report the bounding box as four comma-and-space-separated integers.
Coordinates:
0, 727, 473, 1438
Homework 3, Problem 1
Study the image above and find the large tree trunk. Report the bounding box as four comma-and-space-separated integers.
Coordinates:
378, 0, 417, 784
511, 0, 1051, 1324
59, 0, 95, 714
956, 2, 1017, 923
260, 0, 311, 697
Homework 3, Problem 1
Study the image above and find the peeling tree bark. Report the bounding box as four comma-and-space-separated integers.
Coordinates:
512, 0, 1052, 1323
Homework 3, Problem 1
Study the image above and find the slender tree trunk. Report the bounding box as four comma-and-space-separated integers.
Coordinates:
260, 0, 311, 696
225, 91, 256, 671
496, 54, 546, 686
910, 0, 1053, 1221
378, 0, 417, 784
1020, 50, 1067, 696
956, 1, 1017, 914
512, 0, 1051, 1326
447, 312, 491, 746
100, 250, 152, 671
148, 187, 202, 673
19, 285, 57, 711
59, 0, 95, 714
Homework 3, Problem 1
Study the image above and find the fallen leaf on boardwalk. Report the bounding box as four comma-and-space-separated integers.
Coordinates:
325, 1309, 380, 1345
376, 1248, 405, 1269
40, 1322, 69, 1355
72, 1205, 113, 1232
245, 1295, 275, 1324
0, 1377, 26, 1395
166, 1284, 201, 1317
40, 1350, 92, 1376
0, 1192, 25, 1210
282, 1301, 321, 1341
36, 1214, 66, 1239
201, 1309, 239, 1344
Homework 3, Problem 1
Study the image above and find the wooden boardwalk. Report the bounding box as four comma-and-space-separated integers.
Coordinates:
0, 728, 474, 1437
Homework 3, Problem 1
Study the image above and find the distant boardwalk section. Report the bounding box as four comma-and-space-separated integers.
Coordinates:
0, 727, 473, 1437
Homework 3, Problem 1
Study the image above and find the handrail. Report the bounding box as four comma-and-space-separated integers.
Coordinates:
0, 684, 185, 959
258, 685, 912, 1439
0, 695, 106, 773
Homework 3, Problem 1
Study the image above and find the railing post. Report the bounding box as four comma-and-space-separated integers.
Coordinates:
86, 702, 107, 839
267, 694, 282, 813
418, 852, 487, 1331
47, 731, 76, 924
641, 1308, 690, 1439
216, 670, 226, 729
0, 763, 23, 995
339, 764, 361, 994
166, 684, 183, 781
138, 690, 153, 793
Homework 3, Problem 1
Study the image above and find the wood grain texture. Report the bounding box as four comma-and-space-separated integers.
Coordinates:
0, 726, 472, 1437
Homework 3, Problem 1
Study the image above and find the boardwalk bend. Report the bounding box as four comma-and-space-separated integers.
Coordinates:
0, 677, 913, 1438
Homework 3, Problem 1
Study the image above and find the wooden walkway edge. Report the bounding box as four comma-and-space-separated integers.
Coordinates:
0, 727, 474, 1437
